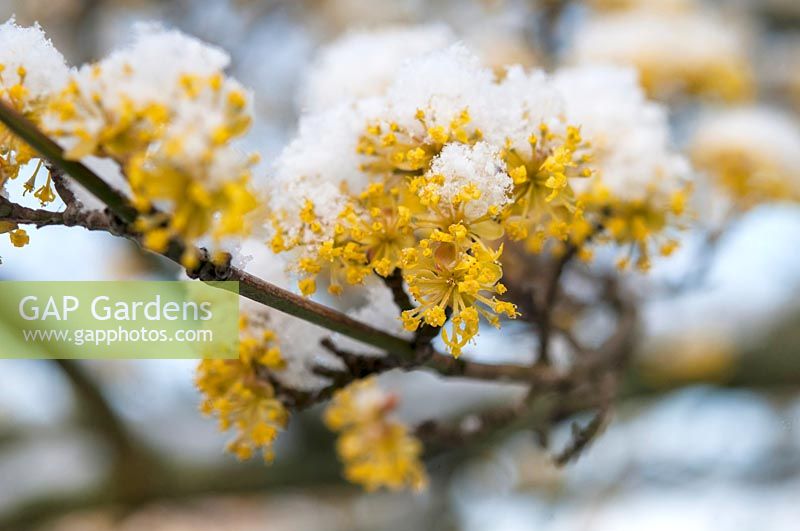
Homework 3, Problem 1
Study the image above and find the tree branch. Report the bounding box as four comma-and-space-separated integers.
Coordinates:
0, 100, 420, 362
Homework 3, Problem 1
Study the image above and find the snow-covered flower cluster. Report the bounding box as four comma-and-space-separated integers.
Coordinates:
0, 19, 69, 246
690, 107, 800, 210
553, 66, 691, 268
324, 377, 427, 492
569, 7, 753, 102
43, 24, 259, 265
269, 42, 689, 355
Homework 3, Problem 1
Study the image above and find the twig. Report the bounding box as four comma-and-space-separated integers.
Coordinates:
384, 269, 414, 312
553, 407, 608, 466
382, 269, 440, 349
47, 163, 82, 209
425, 352, 565, 385
0, 195, 113, 231
536, 245, 578, 365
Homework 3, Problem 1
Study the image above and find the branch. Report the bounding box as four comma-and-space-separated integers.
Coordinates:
0, 100, 418, 362
384, 269, 414, 312
0, 188, 576, 400
51, 360, 137, 459
382, 269, 440, 349
0, 102, 136, 223
48, 163, 82, 209
0, 101, 641, 420
536, 245, 578, 365
424, 351, 564, 385
0, 195, 113, 231
0, 449, 343, 531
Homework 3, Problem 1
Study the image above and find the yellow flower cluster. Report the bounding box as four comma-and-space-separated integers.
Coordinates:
588, 0, 693, 11
324, 377, 428, 492
270, 107, 605, 355
576, 182, 688, 270
692, 146, 798, 210
1, 60, 62, 246
47, 69, 258, 265
572, 10, 753, 104
0, 221, 29, 247
501, 124, 594, 251
272, 109, 539, 356
196, 314, 289, 462
637, 59, 752, 104
0, 65, 42, 192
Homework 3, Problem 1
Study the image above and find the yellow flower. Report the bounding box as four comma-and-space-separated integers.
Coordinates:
196, 314, 289, 463
273, 113, 523, 354
1, 62, 57, 203
49, 67, 259, 251
577, 182, 690, 271
501, 125, 594, 249
402, 240, 517, 357
358, 108, 482, 175
324, 378, 428, 492
691, 145, 798, 209
9, 228, 29, 247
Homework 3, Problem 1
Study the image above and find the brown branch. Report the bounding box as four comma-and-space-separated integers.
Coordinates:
0, 195, 114, 231
0, 448, 343, 531
47, 163, 81, 209
416, 404, 524, 447
0, 101, 423, 363
425, 351, 565, 385
552, 370, 616, 466
384, 269, 414, 312
536, 245, 578, 365
382, 269, 441, 349
2, 195, 638, 417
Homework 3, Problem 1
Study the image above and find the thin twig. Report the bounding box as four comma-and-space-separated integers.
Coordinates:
536, 245, 578, 365
554, 408, 608, 465
47, 163, 82, 209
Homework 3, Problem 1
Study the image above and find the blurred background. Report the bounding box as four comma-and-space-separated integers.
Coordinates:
1, 0, 800, 529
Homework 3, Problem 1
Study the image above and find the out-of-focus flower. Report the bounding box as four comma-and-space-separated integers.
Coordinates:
690, 106, 800, 210
639, 331, 737, 387
569, 8, 753, 102
324, 377, 428, 492
44, 24, 259, 263
300, 24, 455, 112
304, 0, 537, 72
553, 66, 691, 270
196, 310, 289, 462
587, 0, 694, 12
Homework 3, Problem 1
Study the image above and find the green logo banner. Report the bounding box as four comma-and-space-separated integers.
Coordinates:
0, 281, 240, 359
